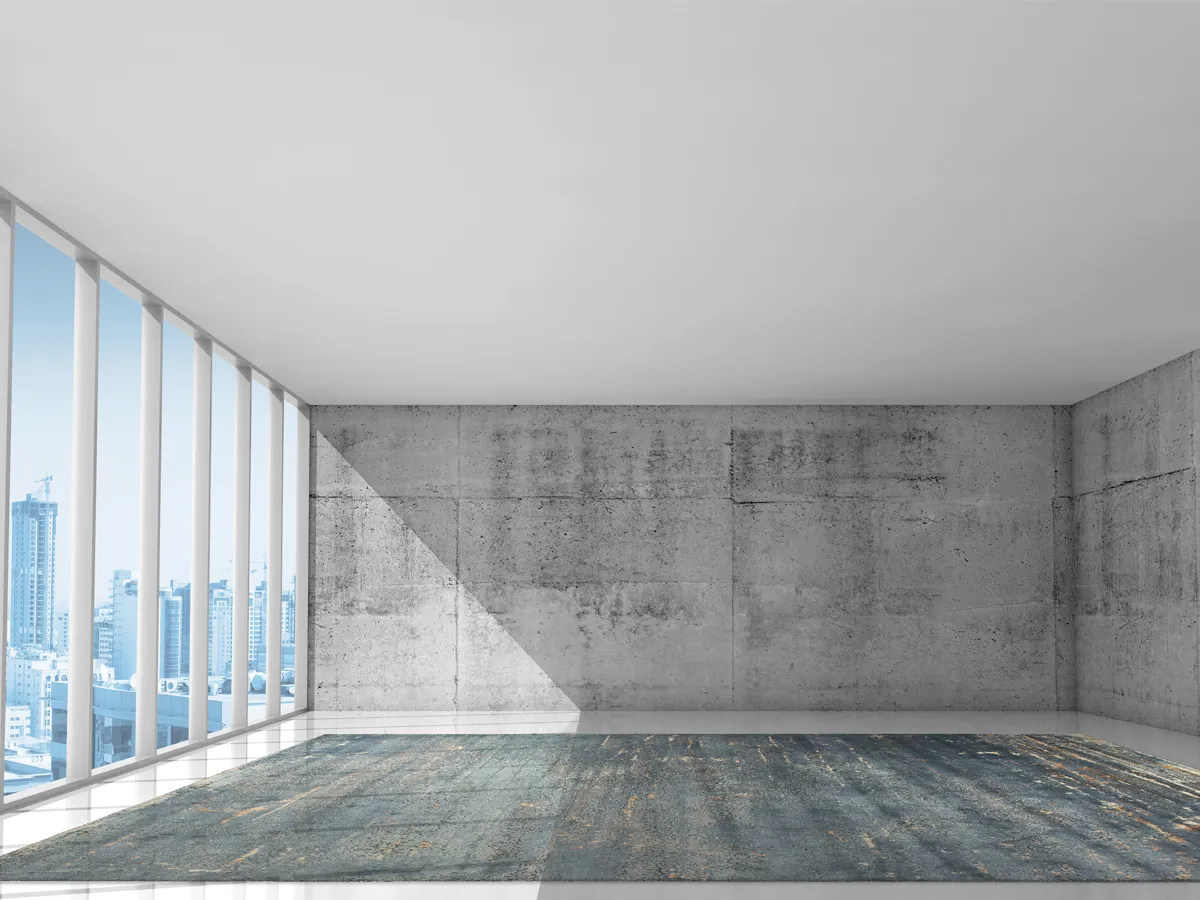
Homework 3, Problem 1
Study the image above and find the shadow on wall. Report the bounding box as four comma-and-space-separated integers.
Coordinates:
310, 427, 576, 712
309, 406, 737, 711
310, 405, 1068, 714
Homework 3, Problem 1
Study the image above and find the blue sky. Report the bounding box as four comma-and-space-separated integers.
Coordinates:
10, 224, 297, 612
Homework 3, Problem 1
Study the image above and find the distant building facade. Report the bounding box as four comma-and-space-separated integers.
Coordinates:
5, 703, 31, 743
159, 582, 191, 679
5, 651, 66, 740
10, 488, 58, 651
112, 575, 139, 681
209, 581, 233, 679
93, 606, 114, 667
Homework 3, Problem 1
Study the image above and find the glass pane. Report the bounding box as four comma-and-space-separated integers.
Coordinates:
207, 355, 236, 734
247, 379, 269, 723
281, 401, 297, 713
91, 281, 141, 770
5, 225, 73, 795
156, 323, 193, 748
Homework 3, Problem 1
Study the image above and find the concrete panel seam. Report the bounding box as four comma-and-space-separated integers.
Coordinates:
1192, 352, 1200, 732
454, 405, 461, 713
1071, 466, 1194, 500
1052, 490, 1060, 710
729, 405, 735, 707
729, 498, 1041, 506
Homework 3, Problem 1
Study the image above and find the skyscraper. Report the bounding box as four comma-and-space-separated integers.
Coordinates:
282, 577, 296, 646
93, 607, 114, 667
159, 582, 191, 679
158, 587, 181, 680
10, 481, 58, 651
112, 575, 139, 681
249, 581, 267, 672
208, 582, 234, 680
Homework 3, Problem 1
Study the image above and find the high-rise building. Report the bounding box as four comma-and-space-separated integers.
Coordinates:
176, 583, 191, 676
159, 582, 191, 679
112, 575, 139, 681
10, 484, 58, 651
282, 578, 296, 646
109, 570, 132, 604
208, 581, 234, 680
158, 587, 180, 679
249, 581, 267, 672
93, 606, 114, 667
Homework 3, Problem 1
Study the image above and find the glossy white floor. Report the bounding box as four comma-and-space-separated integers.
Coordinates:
3, 710, 1200, 899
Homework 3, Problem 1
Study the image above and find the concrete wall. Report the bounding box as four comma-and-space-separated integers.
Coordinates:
310, 405, 1066, 711
1068, 351, 1200, 734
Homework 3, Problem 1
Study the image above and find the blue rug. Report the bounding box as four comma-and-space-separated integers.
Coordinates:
2, 733, 1199, 881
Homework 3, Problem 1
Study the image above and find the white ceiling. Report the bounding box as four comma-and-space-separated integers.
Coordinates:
2, 1, 1199, 406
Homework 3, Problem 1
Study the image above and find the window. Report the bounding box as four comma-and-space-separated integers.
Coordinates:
5, 225, 73, 794
207, 354, 237, 734
282, 401, 298, 713
91, 281, 142, 769
156, 322, 193, 747
247, 378, 270, 723
0, 197, 309, 802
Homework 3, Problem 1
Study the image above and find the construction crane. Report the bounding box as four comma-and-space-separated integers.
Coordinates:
216, 554, 269, 583
34, 475, 52, 500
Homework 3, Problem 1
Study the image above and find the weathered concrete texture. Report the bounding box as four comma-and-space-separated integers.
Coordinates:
1074, 466, 1199, 733
459, 405, 731, 499
732, 407, 1057, 712
1072, 354, 1193, 496
308, 492, 458, 710
458, 583, 732, 710
455, 588, 576, 711
1052, 405, 1074, 499
457, 497, 734, 709
312, 406, 459, 499
309, 420, 463, 715
311, 406, 738, 712
733, 406, 1055, 503
309, 383, 1200, 722
312, 403, 1067, 713
1069, 351, 1200, 735
1051, 405, 1077, 712
459, 499, 731, 585
1052, 496, 1077, 713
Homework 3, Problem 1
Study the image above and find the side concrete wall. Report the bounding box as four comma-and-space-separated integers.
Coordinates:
1068, 351, 1200, 735
308, 405, 1071, 712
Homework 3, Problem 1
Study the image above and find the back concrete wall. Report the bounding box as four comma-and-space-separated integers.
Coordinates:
309, 405, 1069, 711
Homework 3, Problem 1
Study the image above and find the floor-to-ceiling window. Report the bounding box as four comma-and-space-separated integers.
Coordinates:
207, 354, 237, 734
247, 378, 269, 724
1, 196, 310, 803
5, 225, 73, 794
91, 280, 141, 769
281, 401, 297, 713
156, 322, 193, 748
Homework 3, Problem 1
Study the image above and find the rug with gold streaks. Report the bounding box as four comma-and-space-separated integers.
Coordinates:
3, 733, 1199, 881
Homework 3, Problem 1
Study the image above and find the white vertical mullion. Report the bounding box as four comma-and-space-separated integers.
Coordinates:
135, 304, 163, 759
294, 404, 310, 710
265, 387, 283, 719
0, 201, 15, 796
66, 258, 99, 780
188, 340, 212, 742
231, 365, 251, 729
